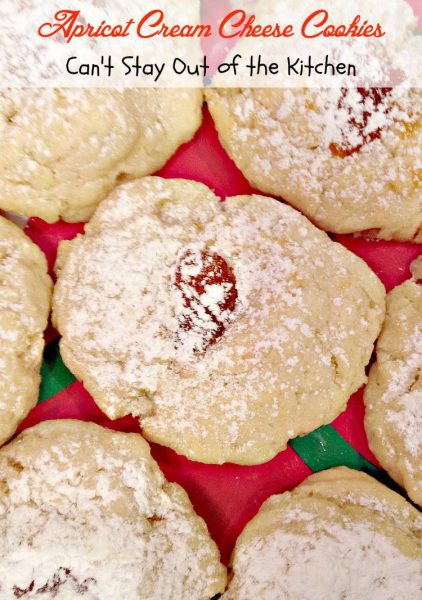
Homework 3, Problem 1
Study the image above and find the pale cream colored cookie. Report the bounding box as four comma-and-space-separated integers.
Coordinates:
53, 177, 385, 465
0, 216, 51, 446
224, 467, 422, 600
0, 89, 202, 222
206, 87, 422, 242
0, 419, 226, 599
364, 257, 422, 506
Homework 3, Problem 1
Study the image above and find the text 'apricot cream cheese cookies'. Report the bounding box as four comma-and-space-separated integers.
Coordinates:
0, 420, 226, 599
364, 257, 422, 507
206, 86, 422, 241
53, 177, 385, 465
0, 216, 51, 447
223, 467, 422, 600
0, 88, 202, 223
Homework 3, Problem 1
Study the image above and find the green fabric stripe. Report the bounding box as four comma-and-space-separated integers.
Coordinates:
37, 342, 379, 479
38, 340, 76, 403
290, 424, 379, 474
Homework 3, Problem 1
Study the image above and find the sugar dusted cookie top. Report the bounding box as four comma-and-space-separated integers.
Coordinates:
0, 216, 51, 447
223, 467, 422, 600
365, 256, 422, 506
206, 85, 422, 242
0, 88, 202, 222
53, 177, 385, 465
0, 420, 226, 599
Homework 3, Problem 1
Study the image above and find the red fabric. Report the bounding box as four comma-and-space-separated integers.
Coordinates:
336, 235, 422, 293
332, 390, 381, 466
157, 108, 256, 197
25, 218, 85, 275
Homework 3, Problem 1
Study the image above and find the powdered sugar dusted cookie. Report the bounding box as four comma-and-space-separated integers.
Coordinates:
53, 177, 385, 465
0, 216, 51, 446
364, 257, 422, 506
0, 420, 226, 599
206, 86, 422, 241
224, 467, 422, 600
0, 89, 202, 223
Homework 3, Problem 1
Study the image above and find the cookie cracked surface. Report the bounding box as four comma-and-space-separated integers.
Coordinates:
223, 467, 422, 600
0, 420, 226, 599
206, 86, 422, 241
365, 257, 422, 506
53, 177, 385, 464
0, 216, 51, 446
0, 89, 203, 222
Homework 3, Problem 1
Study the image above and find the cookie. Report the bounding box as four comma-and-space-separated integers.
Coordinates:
224, 467, 422, 600
364, 257, 422, 506
0, 216, 51, 446
0, 419, 226, 599
52, 177, 385, 464
0, 89, 202, 222
206, 85, 422, 241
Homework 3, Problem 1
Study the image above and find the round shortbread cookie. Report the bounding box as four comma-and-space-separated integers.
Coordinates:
0, 216, 51, 446
0, 419, 226, 599
223, 467, 422, 600
52, 177, 385, 465
206, 86, 422, 242
364, 257, 422, 506
0, 89, 202, 223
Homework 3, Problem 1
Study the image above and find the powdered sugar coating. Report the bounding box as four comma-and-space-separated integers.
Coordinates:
365, 257, 422, 506
224, 467, 422, 600
0, 420, 226, 599
0, 216, 51, 447
206, 86, 422, 241
0, 88, 202, 222
53, 177, 385, 465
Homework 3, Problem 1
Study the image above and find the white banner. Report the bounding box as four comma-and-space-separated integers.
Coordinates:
0, 0, 420, 87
